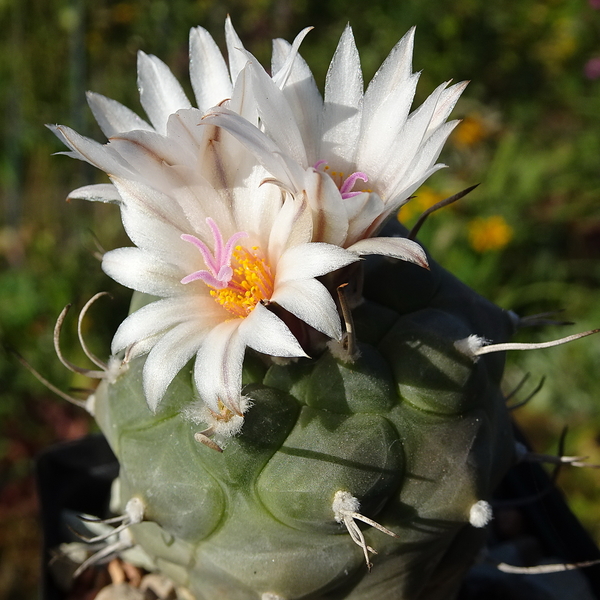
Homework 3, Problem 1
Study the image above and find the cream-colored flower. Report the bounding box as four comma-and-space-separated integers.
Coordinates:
52, 109, 363, 417
203, 25, 466, 249
50, 20, 427, 426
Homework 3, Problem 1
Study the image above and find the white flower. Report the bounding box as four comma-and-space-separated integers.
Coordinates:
52, 107, 362, 417
49, 20, 429, 428
203, 25, 466, 248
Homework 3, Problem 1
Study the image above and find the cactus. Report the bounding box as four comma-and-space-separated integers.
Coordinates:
47, 18, 597, 600
86, 243, 516, 600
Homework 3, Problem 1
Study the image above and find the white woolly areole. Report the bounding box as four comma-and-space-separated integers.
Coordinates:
469, 500, 493, 528
332, 490, 361, 523
262, 594, 286, 600
125, 497, 145, 524
184, 397, 253, 446
454, 334, 487, 359
326, 339, 361, 363
106, 354, 128, 384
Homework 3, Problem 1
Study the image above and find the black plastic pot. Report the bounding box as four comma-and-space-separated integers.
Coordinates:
36, 434, 118, 600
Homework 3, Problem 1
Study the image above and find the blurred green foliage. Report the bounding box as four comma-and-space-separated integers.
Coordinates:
1, 0, 600, 596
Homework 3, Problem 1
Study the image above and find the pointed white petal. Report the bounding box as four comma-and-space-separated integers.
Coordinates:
363, 27, 415, 110
271, 27, 313, 90
267, 195, 313, 261
275, 242, 358, 284
347, 236, 428, 268
112, 295, 221, 353
357, 72, 419, 176
385, 162, 447, 217
272, 278, 342, 340
230, 173, 284, 245
109, 178, 195, 268
189, 26, 233, 112
343, 192, 385, 246
67, 183, 122, 203
243, 55, 308, 166
143, 322, 204, 412
202, 107, 305, 190
271, 38, 323, 165
86, 91, 153, 138
360, 29, 417, 168
402, 121, 459, 190
137, 51, 192, 135
239, 302, 307, 357
322, 25, 363, 172
427, 81, 468, 135
370, 164, 448, 235
48, 124, 133, 176
194, 319, 245, 413
225, 16, 248, 84
109, 126, 196, 172
271, 38, 288, 78
303, 169, 349, 245
378, 82, 447, 193
164, 108, 208, 160
102, 247, 184, 297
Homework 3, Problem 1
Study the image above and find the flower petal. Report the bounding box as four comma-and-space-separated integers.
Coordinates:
225, 16, 248, 84
360, 28, 417, 167
189, 26, 233, 112
347, 236, 428, 268
67, 183, 122, 204
241, 55, 308, 166
202, 107, 306, 191
357, 72, 419, 180
137, 51, 192, 135
343, 192, 385, 246
86, 91, 153, 138
271, 27, 313, 90
380, 81, 448, 188
272, 278, 342, 340
428, 81, 468, 135
322, 25, 363, 172
109, 178, 194, 267
275, 242, 358, 284
194, 319, 245, 413
271, 37, 323, 165
102, 247, 184, 297
143, 322, 204, 412
48, 124, 134, 177
108, 128, 195, 173
363, 27, 415, 111
303, 169, 349, 245
267, 195, 313, 260
112, 295, 221, 354
239, 302, 307, 357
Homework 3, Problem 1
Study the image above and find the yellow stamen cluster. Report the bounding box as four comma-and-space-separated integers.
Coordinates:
210, 245, 274, 317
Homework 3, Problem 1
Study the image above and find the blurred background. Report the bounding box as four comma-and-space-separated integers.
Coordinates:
1, 0, 600, 597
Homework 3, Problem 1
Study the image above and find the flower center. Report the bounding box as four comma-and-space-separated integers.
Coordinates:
181, 219, 274, 317
211, 245, 274, 317
314, 160, 370, 199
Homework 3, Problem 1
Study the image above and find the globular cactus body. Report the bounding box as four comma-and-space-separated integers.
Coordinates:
92, 250, 517, 600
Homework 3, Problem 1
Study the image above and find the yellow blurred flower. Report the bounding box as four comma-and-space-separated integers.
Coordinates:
452, 115, 488, 148
468, 216, 513, 253
397, 186, 447, 223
